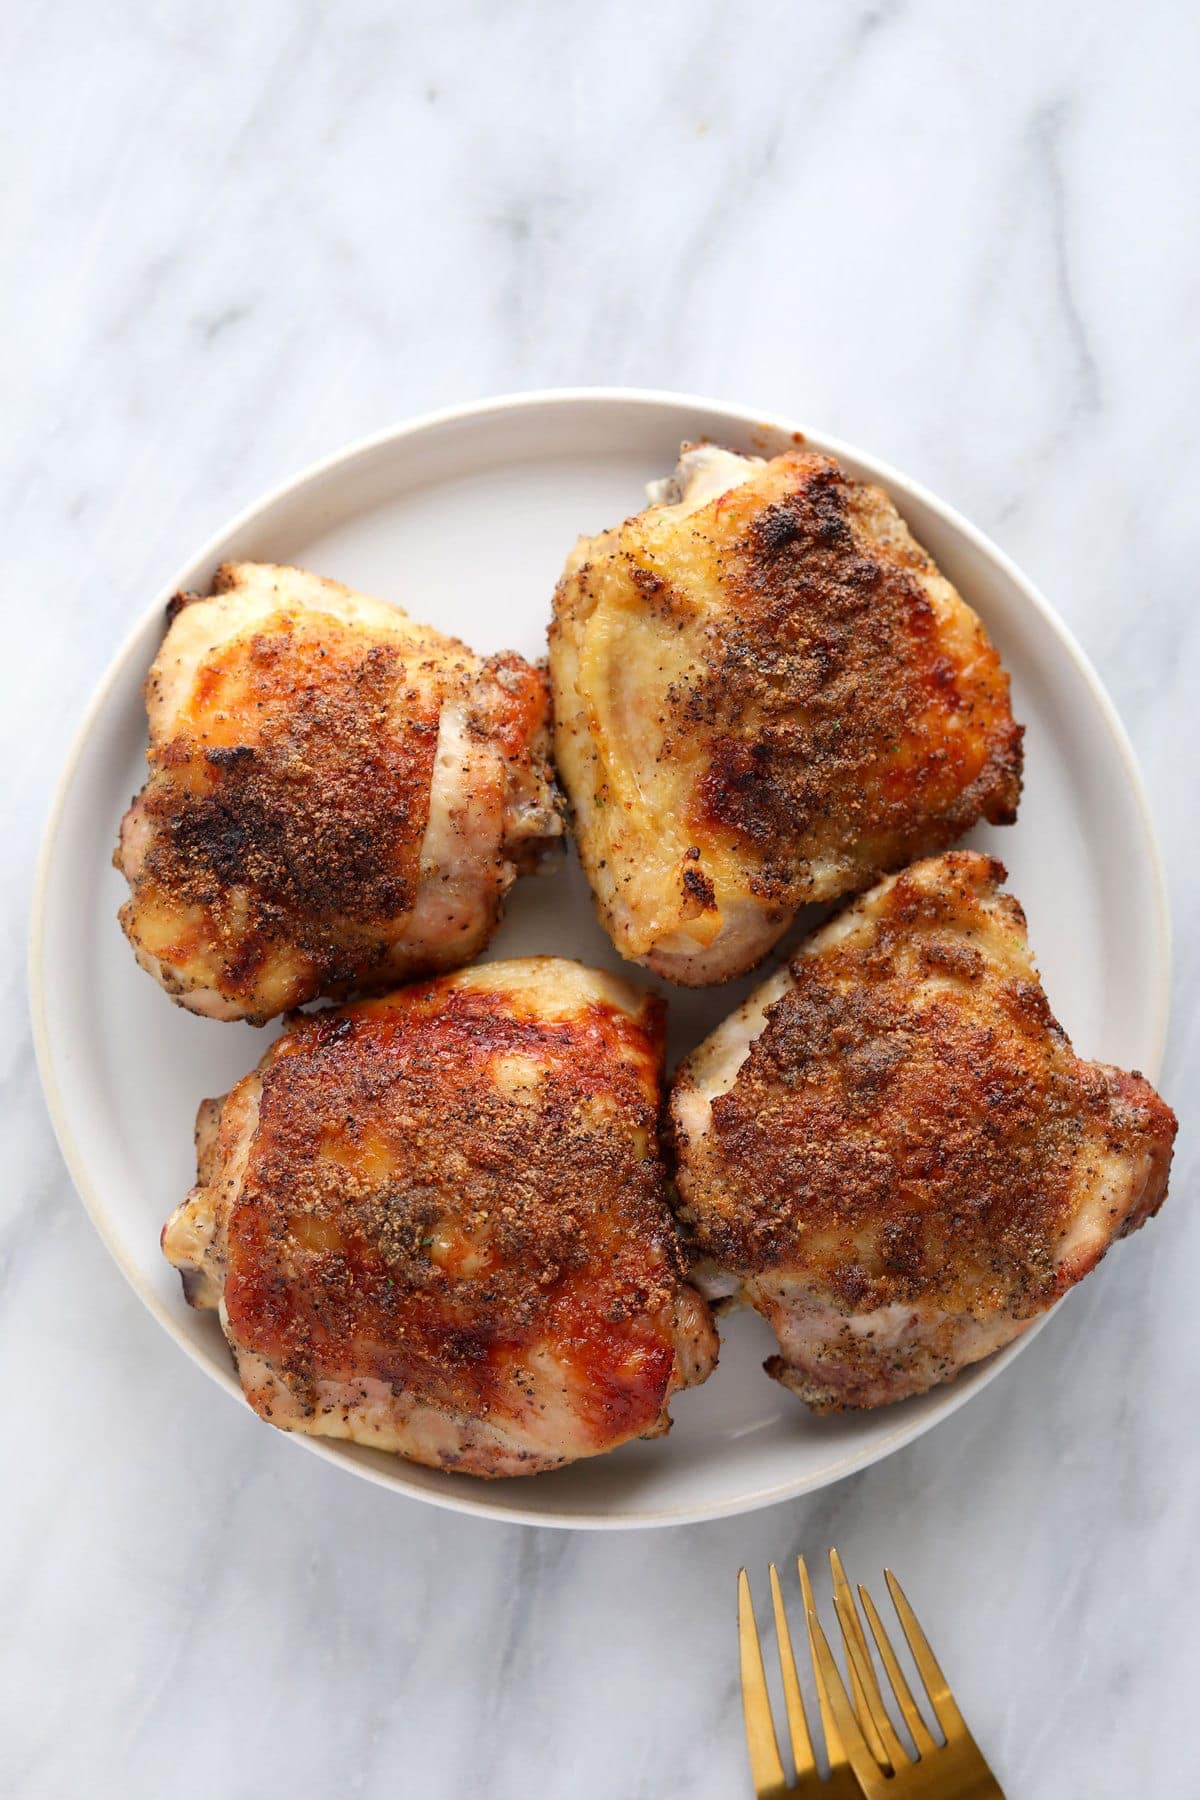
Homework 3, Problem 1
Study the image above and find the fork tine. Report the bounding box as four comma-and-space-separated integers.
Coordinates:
829, 1550, 904, 1772
797, 1556, 845, 1768
884, 1568, 969, 1739
737, 1570, 788, 1797
802, 1588, 889, 1800
858, 1581, 939, 1757
769, 1563, 817, 1780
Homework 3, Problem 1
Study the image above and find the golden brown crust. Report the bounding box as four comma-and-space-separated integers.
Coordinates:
550, 450, 1023, 983
117, 563, 557, 1022
673, 853, 1175, 1323
683, 462, 1023, 894
195, 966, 711, 1464
136, 617, 441, 986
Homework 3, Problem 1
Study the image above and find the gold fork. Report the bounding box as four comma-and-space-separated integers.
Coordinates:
738, 1552, 1006, 1799
737, 1563, 861, 1797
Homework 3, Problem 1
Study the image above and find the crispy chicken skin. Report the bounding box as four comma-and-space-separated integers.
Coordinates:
162, 959, 718, 1477
669, 853, 1175, 1411
550, 445, 1023, 986
117, 562, 560, 1023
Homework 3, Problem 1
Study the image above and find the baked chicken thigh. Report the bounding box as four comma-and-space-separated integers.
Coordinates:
117, 562, 559, 1023
670, 853, 1175, 1410
550, 445, 1022, 985
163, 958, 717, 1476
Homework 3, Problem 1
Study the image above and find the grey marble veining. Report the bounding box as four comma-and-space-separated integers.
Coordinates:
3, 2, 1198, 1795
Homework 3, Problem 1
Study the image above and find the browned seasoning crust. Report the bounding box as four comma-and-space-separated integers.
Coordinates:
674, 455, 1024, 901
549, 449, 1024, 986
670, 853, 1175, 1407
141, 617, 439, 969
117, 563, 558, 1023
171, 964, 716, 1474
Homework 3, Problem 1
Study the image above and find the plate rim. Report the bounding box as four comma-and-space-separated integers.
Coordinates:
29, 385, 1173, 1529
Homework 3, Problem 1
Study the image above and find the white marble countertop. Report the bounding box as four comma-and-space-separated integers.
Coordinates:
5, 4, 1197, 1795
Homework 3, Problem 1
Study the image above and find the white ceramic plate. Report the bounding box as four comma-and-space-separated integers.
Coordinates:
31, 390, 1170, 1529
